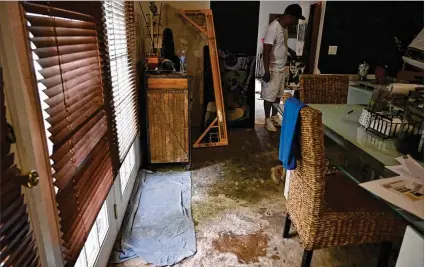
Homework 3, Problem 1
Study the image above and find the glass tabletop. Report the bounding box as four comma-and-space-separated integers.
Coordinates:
273, 103, 424, 234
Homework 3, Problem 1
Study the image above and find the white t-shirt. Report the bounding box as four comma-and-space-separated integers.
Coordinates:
263, 20, 288, 71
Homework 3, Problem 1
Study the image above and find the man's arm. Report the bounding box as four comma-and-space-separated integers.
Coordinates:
288, 47, 297, 59
263, 43, 272, 82
263, 23, 276, 83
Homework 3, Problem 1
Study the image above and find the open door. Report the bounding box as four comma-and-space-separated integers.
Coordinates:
0, 3, 64, 266
1, 2, 143, 266
0, 68, 41, 267
0, 2, 136, 267
303, 2, 323, 74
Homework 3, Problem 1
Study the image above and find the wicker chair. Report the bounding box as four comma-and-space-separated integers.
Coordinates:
299, 74, 349, 104
282, 99, 402, 267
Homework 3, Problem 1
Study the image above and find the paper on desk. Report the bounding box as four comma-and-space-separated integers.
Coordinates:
400, 155, 423, 180
386, 155, 424, 184
360, 176, 424, 219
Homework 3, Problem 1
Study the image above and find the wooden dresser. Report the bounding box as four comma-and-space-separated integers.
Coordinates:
145, 73, 190, 165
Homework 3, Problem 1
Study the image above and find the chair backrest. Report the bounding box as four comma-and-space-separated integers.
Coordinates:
283, 95, 326, 231
300, 74, 349, 104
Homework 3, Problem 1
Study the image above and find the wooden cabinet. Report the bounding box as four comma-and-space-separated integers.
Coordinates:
145, 73, 190, 164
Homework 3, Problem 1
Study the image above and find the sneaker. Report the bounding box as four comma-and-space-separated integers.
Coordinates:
271, 115, 282, 127
265, 118, 277, 132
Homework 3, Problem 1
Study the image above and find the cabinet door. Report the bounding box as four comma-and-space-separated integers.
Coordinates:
147, 79, 189, 163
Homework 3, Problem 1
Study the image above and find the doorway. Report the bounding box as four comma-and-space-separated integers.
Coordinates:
303, 2, 323, 74
209, 1, 260, 128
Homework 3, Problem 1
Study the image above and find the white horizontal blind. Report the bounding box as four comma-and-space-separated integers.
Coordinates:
102, 0, 138, 163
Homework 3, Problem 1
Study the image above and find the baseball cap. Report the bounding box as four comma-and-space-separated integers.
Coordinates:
284, 4, 305, 20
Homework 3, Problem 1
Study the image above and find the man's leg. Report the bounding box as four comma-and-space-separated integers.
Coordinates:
263, 100, 277, 131
261, 71, 278, 132
264, 100, 273, 119
271, 98, 280, 117
271, 71, 285, 126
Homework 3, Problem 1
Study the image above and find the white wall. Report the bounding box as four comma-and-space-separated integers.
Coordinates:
257, 1, 316, 54
256, 1, 299, 55
256, 1, 325, 73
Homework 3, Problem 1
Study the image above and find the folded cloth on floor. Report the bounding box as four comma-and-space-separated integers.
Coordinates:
279, 97, 306, 170
110, 171, 196, 266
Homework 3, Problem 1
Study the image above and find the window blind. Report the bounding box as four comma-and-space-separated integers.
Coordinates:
0, 69, 40, 267
101, 1, 138, 166
21, 2, 114, 265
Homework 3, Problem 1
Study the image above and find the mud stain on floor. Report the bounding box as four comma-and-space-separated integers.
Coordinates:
212, 232, 269, 264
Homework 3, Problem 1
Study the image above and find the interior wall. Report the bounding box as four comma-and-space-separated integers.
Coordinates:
135, 1, 210, 127
317, 1, 424, 76
256, 1, 299, 55
295, 1, 312, 55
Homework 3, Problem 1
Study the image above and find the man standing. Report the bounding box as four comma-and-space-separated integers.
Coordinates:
262, 4, 305, 132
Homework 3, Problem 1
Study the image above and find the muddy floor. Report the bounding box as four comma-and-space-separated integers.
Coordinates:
110, 127, 396, 267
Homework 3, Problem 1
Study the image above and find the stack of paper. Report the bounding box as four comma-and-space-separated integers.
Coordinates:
360, 155, 424, 219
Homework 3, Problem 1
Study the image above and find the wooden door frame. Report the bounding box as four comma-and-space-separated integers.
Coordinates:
0, 2, 64, 266
304, 2, 322, 74
313, 1, 327, 74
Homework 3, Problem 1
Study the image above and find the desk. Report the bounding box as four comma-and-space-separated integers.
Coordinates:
274, 103, 424, 234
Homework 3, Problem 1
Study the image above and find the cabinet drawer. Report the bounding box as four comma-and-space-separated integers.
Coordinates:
147, 78, 188, 89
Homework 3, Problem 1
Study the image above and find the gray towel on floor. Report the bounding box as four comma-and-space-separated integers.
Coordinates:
110, 171, 196, 266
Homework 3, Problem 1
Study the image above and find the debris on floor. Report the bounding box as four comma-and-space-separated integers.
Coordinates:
110, 127, 392, 267
270, 165, 285, 185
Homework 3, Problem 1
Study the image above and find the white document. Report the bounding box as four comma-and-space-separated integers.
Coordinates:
386, 155, 424, 185
396, 226, 424, 267
360, 176, 424, 219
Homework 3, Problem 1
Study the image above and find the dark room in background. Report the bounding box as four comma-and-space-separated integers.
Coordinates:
202, 1, 260, 128
318, 1, 424, 77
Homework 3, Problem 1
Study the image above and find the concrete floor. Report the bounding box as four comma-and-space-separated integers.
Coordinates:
110, 127, 396, 267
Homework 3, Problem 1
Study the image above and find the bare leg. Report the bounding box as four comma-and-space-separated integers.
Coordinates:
271, 98, 281, 116
264, 100, 273, 119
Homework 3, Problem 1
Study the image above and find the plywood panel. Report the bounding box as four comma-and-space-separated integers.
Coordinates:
147, 77, 189, 163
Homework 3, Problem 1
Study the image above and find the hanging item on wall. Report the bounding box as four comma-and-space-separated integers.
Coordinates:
218, 49, 256, 125
297, 24, 307, 42
287, 59, 305, 88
